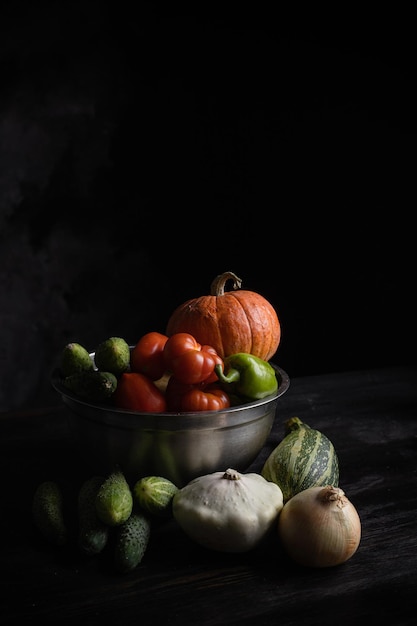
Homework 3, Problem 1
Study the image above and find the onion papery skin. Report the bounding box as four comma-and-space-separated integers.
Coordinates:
278, 485, 361, 568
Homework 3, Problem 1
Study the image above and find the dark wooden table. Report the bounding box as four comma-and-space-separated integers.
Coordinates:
2, 366, 416, 625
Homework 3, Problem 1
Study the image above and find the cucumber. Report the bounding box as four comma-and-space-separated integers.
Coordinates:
78, 476, 110, 555
60, 342, 94, 377
32, 481, 68, 546
133, 476, 179, 518
94, 337, 130, 376
95, 468, 133, 526
261, 416, 339, 503
114, 512, 151, 573
63, 370, 117, 402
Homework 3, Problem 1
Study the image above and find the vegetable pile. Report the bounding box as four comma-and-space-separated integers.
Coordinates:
58, 331, 279, 413
33, 270, 361, 572
57, 271, 282, 412
32, 468, 178, 573
32, 417, 361, 572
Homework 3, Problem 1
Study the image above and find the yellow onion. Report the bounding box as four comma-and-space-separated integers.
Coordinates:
278, 485, 361, 567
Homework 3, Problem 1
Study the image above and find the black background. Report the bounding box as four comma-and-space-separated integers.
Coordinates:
0, 4, 415, 410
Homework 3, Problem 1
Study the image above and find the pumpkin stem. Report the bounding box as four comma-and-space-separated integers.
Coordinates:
210, 271, 242, 296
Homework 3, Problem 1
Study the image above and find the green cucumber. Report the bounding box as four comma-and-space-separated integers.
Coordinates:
95, 468, 133, 526
60, 342, 94, 377
32, 481, 68, 546
78, 476, 110, 555
63, 370, 117, 402
94, 337, 130, 376
114, 512, 151, 573
261, 416, 339, 503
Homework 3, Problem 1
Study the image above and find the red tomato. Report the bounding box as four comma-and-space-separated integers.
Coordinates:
164, 332, 223, 385
130, 331, 168, 380
113, 372, 167, 413
179, 386, 230, 412
163, 332, 201, 365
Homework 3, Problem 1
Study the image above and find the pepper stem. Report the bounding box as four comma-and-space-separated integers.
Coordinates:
215, 364, 240, 385
210, 271, 242, 296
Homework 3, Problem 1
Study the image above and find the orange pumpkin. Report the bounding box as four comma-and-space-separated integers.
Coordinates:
165, 271, 281, 361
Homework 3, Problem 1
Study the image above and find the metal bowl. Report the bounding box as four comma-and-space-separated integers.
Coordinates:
51, 362, 290, 487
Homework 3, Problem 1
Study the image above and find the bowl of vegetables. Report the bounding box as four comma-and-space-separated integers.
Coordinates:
51, 334, 290, 488
51, 271, 290, 487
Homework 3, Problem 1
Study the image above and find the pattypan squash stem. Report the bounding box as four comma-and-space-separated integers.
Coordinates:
222, 469, 241, 480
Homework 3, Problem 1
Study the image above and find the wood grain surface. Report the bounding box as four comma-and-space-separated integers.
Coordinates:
1, 366, 416, 625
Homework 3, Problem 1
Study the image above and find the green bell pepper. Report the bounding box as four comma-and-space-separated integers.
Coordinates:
215, 353, 278, 400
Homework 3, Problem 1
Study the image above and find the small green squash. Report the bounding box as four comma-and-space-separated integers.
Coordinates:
133, 476, 179, 518
261, 416, 339, 503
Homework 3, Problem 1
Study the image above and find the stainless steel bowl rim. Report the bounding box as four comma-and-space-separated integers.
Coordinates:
51, 362, 290, 430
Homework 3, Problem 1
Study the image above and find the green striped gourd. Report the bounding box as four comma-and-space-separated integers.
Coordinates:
261, 416, 339, 503
133, 476, 179, 518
